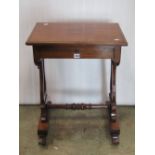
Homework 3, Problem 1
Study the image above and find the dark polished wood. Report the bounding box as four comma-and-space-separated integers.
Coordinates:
47, 103, 108, 110
26, 22, 127, 145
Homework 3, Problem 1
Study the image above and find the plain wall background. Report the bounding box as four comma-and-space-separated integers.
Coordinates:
19, 0, 135, 105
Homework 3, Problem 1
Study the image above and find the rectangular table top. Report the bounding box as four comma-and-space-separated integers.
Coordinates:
26, 22, 127, 46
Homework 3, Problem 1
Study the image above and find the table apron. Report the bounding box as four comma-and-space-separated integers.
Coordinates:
33, 45, 115, 59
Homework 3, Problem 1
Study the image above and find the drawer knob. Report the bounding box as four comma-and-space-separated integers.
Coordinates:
74, 53, 80, 59
73, 49, 80, 59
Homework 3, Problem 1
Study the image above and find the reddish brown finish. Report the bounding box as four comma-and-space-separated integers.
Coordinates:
38, 120, 48, 145
26, 22, 128, 145
26, 22, 127, 46
38, 121, 48, 131
33, 45, 114, 59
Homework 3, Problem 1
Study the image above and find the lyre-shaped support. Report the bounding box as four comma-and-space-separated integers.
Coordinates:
107, 46, 121, 144
33, 49, 50, 145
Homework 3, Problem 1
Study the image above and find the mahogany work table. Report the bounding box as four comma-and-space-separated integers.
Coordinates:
26, 22, 128, 145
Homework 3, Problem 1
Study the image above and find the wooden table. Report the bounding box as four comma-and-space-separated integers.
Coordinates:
26, 22, 127, 145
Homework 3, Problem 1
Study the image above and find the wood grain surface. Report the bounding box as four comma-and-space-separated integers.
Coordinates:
26, 22, 127, 46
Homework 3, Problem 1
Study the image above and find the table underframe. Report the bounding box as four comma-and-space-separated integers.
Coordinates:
33, 45, 121, 145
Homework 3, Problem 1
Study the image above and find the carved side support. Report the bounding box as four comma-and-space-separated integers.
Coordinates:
108, 46, 121, 144
33, 46, 49, 145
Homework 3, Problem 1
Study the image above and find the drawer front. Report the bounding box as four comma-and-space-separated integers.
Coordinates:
33, 45, 114, 59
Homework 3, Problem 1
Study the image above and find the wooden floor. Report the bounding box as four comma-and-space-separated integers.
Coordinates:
19, 105, 134, 155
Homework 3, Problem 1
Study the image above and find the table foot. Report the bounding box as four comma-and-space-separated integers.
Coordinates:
110, 118, 120, 144
38, 136, 46, 146
107, 101, 120, 144
110, 117, 120, 144
38, 120, 48, 146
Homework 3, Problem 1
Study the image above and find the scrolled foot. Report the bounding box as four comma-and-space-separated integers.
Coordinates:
38, 120, 48, 146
